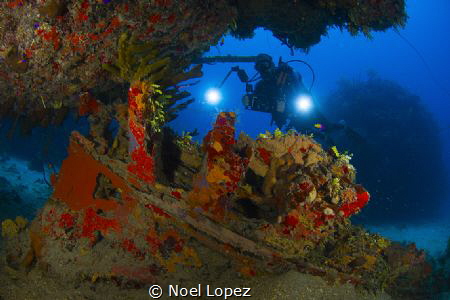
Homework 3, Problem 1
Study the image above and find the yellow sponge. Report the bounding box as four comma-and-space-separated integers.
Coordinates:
1, 219, 19, 238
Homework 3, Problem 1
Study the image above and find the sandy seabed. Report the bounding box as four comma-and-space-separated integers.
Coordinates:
0, 266, 392, 300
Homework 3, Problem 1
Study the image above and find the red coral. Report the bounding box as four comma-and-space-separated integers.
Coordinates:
339, 190, 370, 217
282, 214, 299, 234
284, 215, 299, 227
128, 118, 145, 146
128, 145, 155, 184
167, 14, 176, 24
145, 232, 162, 254
7, 0, 23, 8
299, 182, 310, 191
145, 204, 171, 218
96, 16, 122, 39
81, 207, 120, 241
45, 208, 57, 222
127, 84, 155, 184
58, 213, 75, 229
88, 33, 100, 41
173, 238, 184, 253
109, 16, 121, 29
76, 0, 90, 23
121, 239, 145, 259
171, 191, 182, 199
81, 0, 89, 9
149, 14, 162, 23
128, 87, 142, 101
257, 147, 272, 165
313, 211, 336, 227
24, 48, 33, 58
37, 27, 60, 50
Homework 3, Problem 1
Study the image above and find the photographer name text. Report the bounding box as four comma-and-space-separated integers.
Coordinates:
168, 284, 251, 298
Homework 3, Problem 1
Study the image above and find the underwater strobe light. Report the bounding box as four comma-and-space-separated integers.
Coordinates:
295, 94, 313, 113
205, 88, 222, 105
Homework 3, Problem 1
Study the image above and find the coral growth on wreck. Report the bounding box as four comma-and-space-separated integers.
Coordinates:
0, 0, 233, 124
0, 113, 431, 297
231, 0, 407, 50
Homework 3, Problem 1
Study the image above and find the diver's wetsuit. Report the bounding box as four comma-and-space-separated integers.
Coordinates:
253, 59, 307, 129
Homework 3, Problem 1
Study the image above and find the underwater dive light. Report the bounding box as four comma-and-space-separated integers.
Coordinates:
295, 94, 313, 113
205, 88, 222, 105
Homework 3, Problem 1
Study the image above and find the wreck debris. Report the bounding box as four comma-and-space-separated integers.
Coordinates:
0, 113, 431, 297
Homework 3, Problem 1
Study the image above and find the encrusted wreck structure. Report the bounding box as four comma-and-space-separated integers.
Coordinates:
0, 0, 431, 299
1, 112, 431, 298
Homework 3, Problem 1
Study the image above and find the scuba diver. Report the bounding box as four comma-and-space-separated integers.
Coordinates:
194, 53, 364, 145
242, 53, 306, 129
